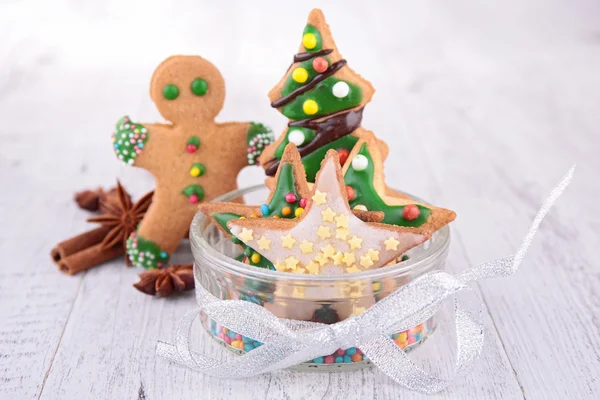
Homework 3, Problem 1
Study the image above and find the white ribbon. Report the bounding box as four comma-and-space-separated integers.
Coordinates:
157, 166, 574, 394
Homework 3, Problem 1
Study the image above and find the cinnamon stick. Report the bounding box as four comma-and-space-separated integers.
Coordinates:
51, 226, 123, 275
57, 243, 124, 275
51, 226, 112, 261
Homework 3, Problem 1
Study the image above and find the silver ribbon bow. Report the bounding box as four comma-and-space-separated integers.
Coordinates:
157, 166, 574, 394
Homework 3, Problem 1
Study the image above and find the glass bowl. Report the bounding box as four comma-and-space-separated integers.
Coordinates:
190, 184, 450, 371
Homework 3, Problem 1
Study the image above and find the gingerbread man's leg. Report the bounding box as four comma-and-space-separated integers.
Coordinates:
126, 187, 196, 269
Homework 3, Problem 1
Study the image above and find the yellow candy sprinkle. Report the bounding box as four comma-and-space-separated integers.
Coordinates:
249, 213, 259, 218
302, 33, 317, 49
250, 253, 261, 264
303, 99, 319, 115
190, 167, 200, 177
295, 207, 304, 217
282, 206, 292, 216
292, 67, 308, 83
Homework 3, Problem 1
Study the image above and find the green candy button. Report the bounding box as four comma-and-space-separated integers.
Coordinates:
163, 84, 179, 100
191, 78, 208, 96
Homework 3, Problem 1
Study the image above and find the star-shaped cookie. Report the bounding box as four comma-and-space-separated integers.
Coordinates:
228, 149, 441, 275
198, 143, 383, 269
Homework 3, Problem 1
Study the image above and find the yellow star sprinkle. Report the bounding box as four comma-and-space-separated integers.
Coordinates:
335, 227, 349, 240
360, 254, 374, 268
237, 228, 254, 243
334, 213, 349, 228
306, 262, 320, 274
342, 252, 356, 266
321, 207, 336, 222
299, 240, 314, 254
257, 236, 271, 250
274, 262, 286, 272
332, 251, 344, 265
281, 234, 296, 249
321, 244, 336, 258
284, 256, 299, 270
384, 237, 400, 251
314, 252, 329, 266
312, 190, 327, 206
292, 267, 306, 274
366, 248, 380, 262
317, 226, 331, 239
348, 235, 363, 250
346, 264, 361, 273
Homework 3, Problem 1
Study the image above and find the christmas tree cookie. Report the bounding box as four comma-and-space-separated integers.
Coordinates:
198, 144, 383, 270
112, 55, 273, 269
342, 136, 456, 230
259, 8, 389, 182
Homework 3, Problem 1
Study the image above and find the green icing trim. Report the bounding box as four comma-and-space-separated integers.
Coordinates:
246, 122, 274, 165
264, 163, 301, 218
112, 116, 149, 166
274, 127, 316, 159
344, 143, 432, 227
211, 161, 306, 270
281, 76, 363, 120
182, 184, 205, 203
126, 232, 169, 269
190, 163, 206, 177
302, 135, 358, 182
212, 212, 275, 270
187, 136, 201, 147
303, 24, 322, 52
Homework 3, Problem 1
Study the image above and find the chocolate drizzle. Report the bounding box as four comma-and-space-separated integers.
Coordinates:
271, 60, 347, 109
293, 49, 333, 63
264, 107, 364, 176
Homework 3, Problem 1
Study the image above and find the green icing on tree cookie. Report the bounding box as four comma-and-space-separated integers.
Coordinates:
301, 135, 358, 182
344, 143, 432, 227
302, 24, 323, 52
112, 116, 149, 165
246, 122, 274, 165
273, 127, 317, 159
212, 212, 275, 270
126, 232, 169, 269
210, 161, 306, 270
282, 77, 362, 120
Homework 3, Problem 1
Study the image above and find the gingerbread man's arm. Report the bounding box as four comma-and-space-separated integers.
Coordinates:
217, 121, 273, 172
111, 116, 174, 176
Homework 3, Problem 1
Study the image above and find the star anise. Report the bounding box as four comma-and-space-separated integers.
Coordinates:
133, 264, 194, 297
87, 181, 153, 265
75, 186, 130, 213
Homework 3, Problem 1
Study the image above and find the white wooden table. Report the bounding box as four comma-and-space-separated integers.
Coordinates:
1, 1, 599, 399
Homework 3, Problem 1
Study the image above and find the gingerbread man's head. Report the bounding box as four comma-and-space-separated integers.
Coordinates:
150, 55, 225, 125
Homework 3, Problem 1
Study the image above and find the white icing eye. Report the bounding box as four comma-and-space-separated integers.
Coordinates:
351, 154, 369, 171
332, 81, 350, 98
288, 129, 305, 146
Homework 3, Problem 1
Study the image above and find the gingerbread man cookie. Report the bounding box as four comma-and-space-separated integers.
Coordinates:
112, 55, 273, 269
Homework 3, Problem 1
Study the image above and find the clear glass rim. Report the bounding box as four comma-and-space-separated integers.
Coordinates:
190, 184, 450, 283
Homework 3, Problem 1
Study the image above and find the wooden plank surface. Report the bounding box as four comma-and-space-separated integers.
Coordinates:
1, 1, 599, 399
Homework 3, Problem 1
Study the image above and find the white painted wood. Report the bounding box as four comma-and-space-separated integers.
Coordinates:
1, 0, 599, 398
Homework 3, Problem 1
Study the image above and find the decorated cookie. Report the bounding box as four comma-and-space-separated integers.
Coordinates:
229, 149, 446, 276
342, 137, 456, 230
198, 144, 382, 270
259, 8, 390, 183
112, 55, 273, 268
